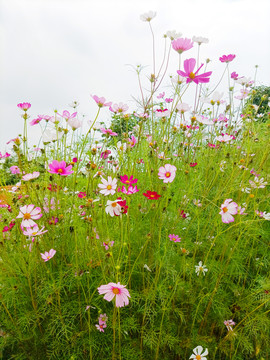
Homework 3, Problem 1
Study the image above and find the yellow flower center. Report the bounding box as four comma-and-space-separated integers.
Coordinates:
196, 356, 201, 360
111, 202, 117, 208
32, 232, 37, 235
165, 172, 171, 178
126, 180, 130, 184
223, 207, 228, 213
107, 185, 112, 190
23, 213, 31, 220
189, 72, 196, 79
112, 288, 120, 294
57, 168, 63, 173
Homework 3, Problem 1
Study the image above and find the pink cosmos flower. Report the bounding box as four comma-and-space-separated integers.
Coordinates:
118, 185, 140, 195
91, 95, 112, 108
157, 92, 165, 99
169, 234, 181, 242
99, 313, 108, 324
109, 102, 129, 114
216, 133, 235, 142
21, 224, 48, 237
10, 166, 21, 174
158, 164, 177, 183
95, 322, 107, 332
58, 110, 77, 121
219, 54, 236, 63
17, 102, 31, 111
97, 282, 131, 307
17, 204, 43, 227
22, 172, 40, 181
224, 319, 236, 331
120, 175, 138, 185
219, 199, 238, 223
7, 137, 20, 145
100, 150, 111, 159
48, 160, 74, 176
40, 249, 56, 262
172, 37, 193, 54
68, 118, 82, 130
98, 176, 117, 196
127, 135, 137, 147
177, 58, 212, 84
102, 241, 114, 250
231, 71, 239, 80
78, 192, 87, 198
100, 128, 118, 136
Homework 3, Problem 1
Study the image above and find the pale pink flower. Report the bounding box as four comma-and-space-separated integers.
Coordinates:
22, 172, 40, 181
21, 224, 48, 237
190, 346, 208, 359
219, 199, 238, 223
157, 92, 165, 99
249, 177, 267, 189
177, 58, 212, 84
127, 135, 137, 147
40, 249, 56, 262
105, 200, 122, 217
97, 282, 131, 307
219, 54, 236, 63
98, 176, 117, 196
102, 241, 114, 251
67, 118, 82, 130
224, 319, 235, 331
58, 110, 77, 121
17, 102, 31, 111
91, 95, 112, 108
216, 134, 235, 142
172, 37, 193, 54
119, 185, 140, 195
109, 102, 129, 114
176, 102, 191, 114
158, 164, 177, 183
10, 166, 21, 174
48, 160, 74, 176
235, 88, 250, 100
17, 204, 43, 227
98, 313, 108, 324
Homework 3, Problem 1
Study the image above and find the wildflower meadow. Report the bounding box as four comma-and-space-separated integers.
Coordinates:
0, 11, 270, 360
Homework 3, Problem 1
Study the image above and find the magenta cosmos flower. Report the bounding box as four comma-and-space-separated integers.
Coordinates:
120, 175, 138, 185
219, 54, 236, 63
97, 282, 131, 307
158, 164, 177, 183
17, 204, 43, 227
40, 249, 56, 262
100, 128, 118, 136
177, 58, 212, 84
172, 37, 193, 54
91, 95, 112, 108
48, 160, 74, 176
17, 102, 31, 111
219, 199, 238, 223
169, 234, 181, 243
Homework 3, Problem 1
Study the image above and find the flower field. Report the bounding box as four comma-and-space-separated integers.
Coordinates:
0, 11, 269, 360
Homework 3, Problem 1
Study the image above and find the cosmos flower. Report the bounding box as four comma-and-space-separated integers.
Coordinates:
219, 54, 236, 63
169, 234, 181, 243
22, 172, 40, 181
17, 204, 43, 227
140, 11, 156, 22
224, 319, 236, 331
91, 95, 112, 108
195, 262, 208, 276
172, 38, 193, 54
190, 346, 208, 359
143, 191, 161, 200
100, 128, 118, 136
98, 176, 117, 196
158, 164, 177, 183
21, 224, 48, 237
10, 166, 21, 174
97, 282, 131, 307
17, 102, 31, 111
192, 36, 209, 45
95, 323, 107, 332
119, 185, 140, 195
40, 249, 56, 262
219, 199, 238, 223
105, 200, 122, 217
109, 102, 129, 114
166, 30, 182, 40
48, 160, 74, 176
120, 175, 138, 185
177, 58, 212, 84
249, 177, 267, 189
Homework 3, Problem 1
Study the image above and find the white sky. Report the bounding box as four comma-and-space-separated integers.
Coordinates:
0, 0, 270, 149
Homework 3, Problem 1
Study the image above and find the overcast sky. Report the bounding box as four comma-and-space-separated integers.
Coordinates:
1, 0, 270, 150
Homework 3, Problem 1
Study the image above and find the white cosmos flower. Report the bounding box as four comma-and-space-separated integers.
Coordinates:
176, 102, 191, 113
98, 176, 117, 196
140, 11, 157, 22
105, 200, 122, 217
190, 345, 208, 359
192, 36, 209, 45
42, 129, 64, 143
195, 261, 208, 276
166, 30, 182, 40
